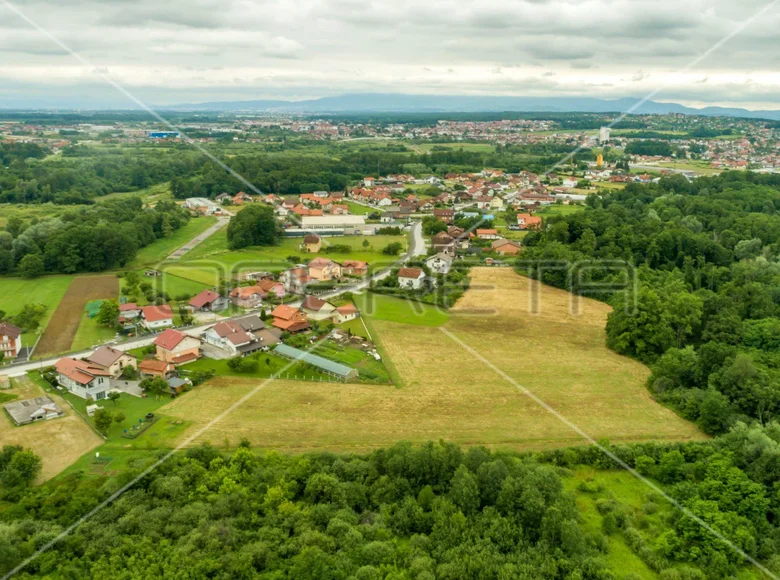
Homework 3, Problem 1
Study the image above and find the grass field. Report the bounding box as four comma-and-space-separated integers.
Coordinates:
0, 203, 64, 228
655, 161, 722, 176
535, 204, 586, 217
171, 234, 407, 285
97, 181, 173, 204
126, 217, 218, 269
70, 308, 117, 351
182, 352, 332, 382
35, 276, 119, 358
345, 201, 373, 215
354, 293, 450, 327
0, 373, 102, 481
156, 268, 703, 452
0, 275, 73, 346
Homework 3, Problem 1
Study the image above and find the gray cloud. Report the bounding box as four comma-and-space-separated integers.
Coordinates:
0, 0, 776, 108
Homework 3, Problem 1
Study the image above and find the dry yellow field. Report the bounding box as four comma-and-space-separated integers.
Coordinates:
0, 376, 103, 481
159, 268, 705, 452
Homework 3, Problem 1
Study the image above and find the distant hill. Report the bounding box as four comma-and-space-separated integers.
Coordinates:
166, 93, 780, 120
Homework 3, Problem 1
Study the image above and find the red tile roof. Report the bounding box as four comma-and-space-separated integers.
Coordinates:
154, 329, 188, 350
398, 267, 424, 279
189, 290, 220, 309
142, 305, 173, 322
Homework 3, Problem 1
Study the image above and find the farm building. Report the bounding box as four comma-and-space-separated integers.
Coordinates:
274, 344, 358, 380
4, 396, 64, 426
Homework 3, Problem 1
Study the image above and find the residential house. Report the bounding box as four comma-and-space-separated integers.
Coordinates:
119, 303, 141, 325
431, 232, 457, 255
280, 267, 312, 294
232, 191, 254, 205
341, 260, 368, 276
426, 253, 454, 274
490, 197, 505, 210
0, 322, 22, 360
243, 271, 274, 282
308, 258, 342, 281
256, 279, 286, 299
492, 239, 523, 255
54, 358, 112, 400
270, 305, 311, 333
86, 346, 137, 378
189, 289, 228, 312
517, 213, 542, 230
302, 234, 322, 253
334, 303, 360, 323
141, 305, 174, 329
203, 320, 259, 355
138, 358, 176, 379
229, 285, 265, 308
476, 229, 500, 240
301, 295, 338, 321
215, 193, 231, 204
475, 196, 493, 210
398, 267, 426, 290
154, 329, 201, 365
433, 208, 454, 223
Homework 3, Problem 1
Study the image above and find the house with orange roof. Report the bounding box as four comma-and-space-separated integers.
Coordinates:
308, 258, 342, 281
54, 357, 112, 400
141, 305, 174, 330
270, 305, 311, 333
517, 213, 542, 230
154, 329, 201, 365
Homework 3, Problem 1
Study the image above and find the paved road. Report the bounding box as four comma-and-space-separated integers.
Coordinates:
167, 216, 230, 260
0, 222, 426, 377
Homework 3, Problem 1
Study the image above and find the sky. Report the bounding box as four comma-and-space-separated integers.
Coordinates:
0, 0, 779, 109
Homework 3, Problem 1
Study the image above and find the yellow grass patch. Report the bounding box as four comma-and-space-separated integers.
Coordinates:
0, 376, 103, 481
160, 268, 705, 452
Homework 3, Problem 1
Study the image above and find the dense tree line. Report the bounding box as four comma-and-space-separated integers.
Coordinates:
519, 172, 780, 434
1, 442, 615, 579
0, 197, 190, 275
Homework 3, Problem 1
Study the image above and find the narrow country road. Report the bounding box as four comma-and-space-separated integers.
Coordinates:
167, 216, 230, 261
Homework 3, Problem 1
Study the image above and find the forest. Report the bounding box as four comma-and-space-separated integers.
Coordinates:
519, 172, 780, 435
3, 432, 780, 579
0, 197, 190, 275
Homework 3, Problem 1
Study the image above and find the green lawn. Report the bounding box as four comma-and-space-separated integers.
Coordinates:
125, 271, 209, 304
655, 161, 722, 176
354, 293, 450, 327
182, 352, 331, 382
311, 341, 391, 383
0, 275, 73, 346
97, 181, 174, 204
338, 317, 371, 339
58, 387, 175, 443
345, 201, 373, 215
70, 309, 118, 351
535, 204, 586, 216
126, 217, 219, 269
0, 203, 65, 228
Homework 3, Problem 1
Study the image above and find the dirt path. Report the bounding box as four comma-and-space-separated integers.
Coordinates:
35, 276, 118, 358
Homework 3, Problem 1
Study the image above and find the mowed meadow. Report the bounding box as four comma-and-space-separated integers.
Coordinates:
159, 268, 705, 452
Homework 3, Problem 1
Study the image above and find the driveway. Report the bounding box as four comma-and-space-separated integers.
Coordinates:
167, 216, 230, 261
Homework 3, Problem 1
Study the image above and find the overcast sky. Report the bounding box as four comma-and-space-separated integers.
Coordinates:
0, 0, 779, 109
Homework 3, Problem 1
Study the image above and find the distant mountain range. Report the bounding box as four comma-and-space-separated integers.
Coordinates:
165, 93, 780, 121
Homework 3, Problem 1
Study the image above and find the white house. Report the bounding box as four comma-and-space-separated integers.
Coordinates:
141, 305, 174, 329
426, 253, 454, 275
301, 295, 338, 321
397, 267, 426, 290
54, 358, 112, 400
0, 322, 22, 360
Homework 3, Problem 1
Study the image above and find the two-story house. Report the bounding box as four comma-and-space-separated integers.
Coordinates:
154, 329, 201, 365
86, 346, 137, 378
55, 358, 112, 400
0, 322, 22, 360
308, 258, 342, 281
